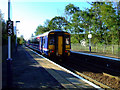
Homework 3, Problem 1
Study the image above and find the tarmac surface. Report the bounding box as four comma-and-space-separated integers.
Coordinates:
2, 45, 96, 89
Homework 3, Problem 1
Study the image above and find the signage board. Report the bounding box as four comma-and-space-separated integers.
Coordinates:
7, 20, 13, 36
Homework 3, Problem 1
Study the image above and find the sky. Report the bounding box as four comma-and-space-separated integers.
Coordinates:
0, 0, 93, 40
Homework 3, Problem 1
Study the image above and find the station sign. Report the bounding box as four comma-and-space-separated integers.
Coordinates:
7, 20, 14, 36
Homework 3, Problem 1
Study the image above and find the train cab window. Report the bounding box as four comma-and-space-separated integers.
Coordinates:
36, 38, 40, 42
65, 35, 70, 45
49, 36, 55, 45
35, 38, 39, 44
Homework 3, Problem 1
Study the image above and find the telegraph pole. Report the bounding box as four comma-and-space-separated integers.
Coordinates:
6, 0, 13, 88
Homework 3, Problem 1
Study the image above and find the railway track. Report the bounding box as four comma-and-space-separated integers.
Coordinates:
69, 54, 120, 76
54, 53, 120, 88
26, 45, 120, 88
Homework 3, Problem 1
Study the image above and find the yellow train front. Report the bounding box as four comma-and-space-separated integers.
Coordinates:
48, 30, 71, 58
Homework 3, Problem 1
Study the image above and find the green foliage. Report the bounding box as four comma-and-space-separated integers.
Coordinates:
0, 9, 16, 45
35, 16, 69, 36
71, 34, 85, 43
48, 16, 68, 30
0, 9, 3, 21
71, 35, 79, 43
0, 9, 7, 45
2, 21, 8, 45
44, 19, 50, 27
65, 3, 80, 15
17, 35, 25, 45
64, 4, 81, 32
35, 2, 119, 46
35, 25, 49, 36
34, 19, 51, 36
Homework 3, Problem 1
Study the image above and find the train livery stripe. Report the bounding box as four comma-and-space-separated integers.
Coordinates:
43, 48, 49, 51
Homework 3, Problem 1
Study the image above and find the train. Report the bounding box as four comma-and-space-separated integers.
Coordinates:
26, 30, 71, 59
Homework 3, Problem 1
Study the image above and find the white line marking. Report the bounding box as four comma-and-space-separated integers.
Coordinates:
25, 46, 102, 89
71, 51, 120, 61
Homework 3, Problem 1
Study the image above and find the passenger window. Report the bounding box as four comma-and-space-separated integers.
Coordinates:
65, 36, 70, 45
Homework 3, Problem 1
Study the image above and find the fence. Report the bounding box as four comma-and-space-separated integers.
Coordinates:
71, 43, 119, 57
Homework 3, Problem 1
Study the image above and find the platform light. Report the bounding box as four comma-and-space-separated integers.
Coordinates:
88, 29, 92, 53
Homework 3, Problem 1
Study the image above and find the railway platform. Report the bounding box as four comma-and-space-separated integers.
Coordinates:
2, 45, 100, 89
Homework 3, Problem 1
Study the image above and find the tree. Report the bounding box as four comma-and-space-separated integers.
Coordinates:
87, 2, 104, 44
69, 11, 85, 43
114, 1, 120, 56
44, 19, 50, 27
17, 35, 25, 45
0, 10, 8, 45
114, 1, 120, 45
86, 2, 119, 45
100, 2, 117, 44
64, 3, 84, 43
35, 25, 49, 36
65, 3, 80, 17
0, 10, 3, 21
64, 4, 80, 33
35, 19, 50, 36
48, 16, 68, 30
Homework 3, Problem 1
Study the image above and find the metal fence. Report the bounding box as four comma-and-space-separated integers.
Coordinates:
71, 43, 119, 57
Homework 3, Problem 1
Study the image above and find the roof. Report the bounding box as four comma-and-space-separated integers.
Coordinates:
36, 30, 68, 37
29, 30, 69, 40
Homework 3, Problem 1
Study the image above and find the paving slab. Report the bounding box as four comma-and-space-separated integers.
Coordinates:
24, 46, 95, 89
2, 45, 96, 89
3, 46, 63, 89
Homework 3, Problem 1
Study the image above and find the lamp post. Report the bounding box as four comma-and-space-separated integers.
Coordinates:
15, 21, 20, 52
85, 23, 92, 53
88, 26, 92, 53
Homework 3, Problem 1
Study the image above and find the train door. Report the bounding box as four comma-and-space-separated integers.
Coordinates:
39, 37, 43, 53
58, 36, 63, 55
